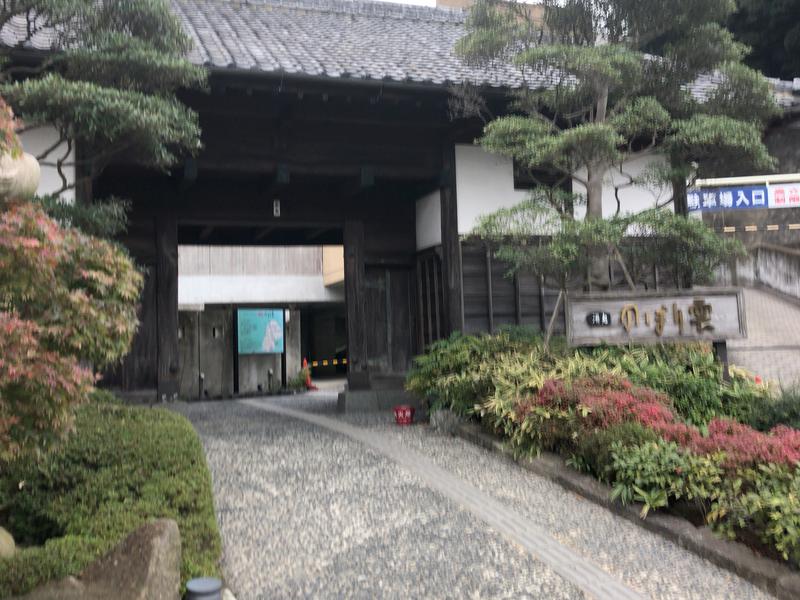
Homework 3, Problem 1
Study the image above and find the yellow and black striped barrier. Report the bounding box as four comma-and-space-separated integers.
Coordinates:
716, 223, 800, 234
309, 358, 348, 368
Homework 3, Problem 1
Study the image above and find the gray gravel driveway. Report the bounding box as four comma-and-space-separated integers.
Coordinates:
173, 393, 774, 600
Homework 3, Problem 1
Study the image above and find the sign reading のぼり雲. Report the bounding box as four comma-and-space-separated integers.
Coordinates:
237, 308, 285, 354
566, 289, 746, 347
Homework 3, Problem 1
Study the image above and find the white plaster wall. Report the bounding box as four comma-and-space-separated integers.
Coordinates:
178, 274, 344, 307
19, 126, 74, 201
455, 144, 529, 234
572, 153, 671, 219
415, 189, 441, 250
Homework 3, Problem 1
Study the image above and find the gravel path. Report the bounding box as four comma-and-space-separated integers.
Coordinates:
173, 394, 775, 600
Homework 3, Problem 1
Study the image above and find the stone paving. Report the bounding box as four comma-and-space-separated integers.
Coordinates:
174, 394, 774, 600
728, 288, 800, 387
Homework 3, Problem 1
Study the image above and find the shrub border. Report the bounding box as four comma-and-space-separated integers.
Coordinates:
453, 418, 800, 600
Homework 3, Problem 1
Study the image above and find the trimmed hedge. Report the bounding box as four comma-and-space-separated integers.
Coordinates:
407, 329, 771, 427
0, 402, 221, 598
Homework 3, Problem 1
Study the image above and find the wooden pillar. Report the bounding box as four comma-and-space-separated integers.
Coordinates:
156, 212, 180, 400
344, 219, 369, 390
440, 140, 464, 335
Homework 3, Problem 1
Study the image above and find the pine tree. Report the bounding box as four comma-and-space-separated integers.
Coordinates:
0, 0, 205, 207
458, 0, 777, 219
456, 0, 777, 286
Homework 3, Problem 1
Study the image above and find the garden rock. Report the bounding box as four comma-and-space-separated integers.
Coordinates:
16, 519, 181, 600
0, 526, 15, 558
430, 408, 465, 435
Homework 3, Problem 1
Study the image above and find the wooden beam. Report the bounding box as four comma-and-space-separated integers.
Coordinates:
156, 212, 179, 400
440, 140, 464, 334
264, 164, 290, 198
340, 167, 376, 198
344, 219, 369, 390
253, 227, 276, 242
305, 227, 331, 241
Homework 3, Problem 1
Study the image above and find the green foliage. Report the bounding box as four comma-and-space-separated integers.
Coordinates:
0, 0, 206, 184
458, 0, 775, 224
3, 74, 200, 169
665, 113, 777, 178
610, 439, 725, 518
475, 204, 744, 292
286, 367, 310, 392
744, 387, 800, 432
35, 195, 130, 238
709, 464, 800, 564
0, 201, 142, 459
626, 209, 746, 286
0, 402, 222, 597
575, 422, 659, 481
585, 344, 770, 426
405, 328, 544, 416
409, 329, 800, 565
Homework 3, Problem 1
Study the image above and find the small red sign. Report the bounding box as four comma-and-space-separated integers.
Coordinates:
775, 188, 786, 205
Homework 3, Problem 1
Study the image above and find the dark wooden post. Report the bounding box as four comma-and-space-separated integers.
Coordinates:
440, 140, 464, 335
344, 219, 369, 390
713, 341, 730, 382
156, 212, 180, 400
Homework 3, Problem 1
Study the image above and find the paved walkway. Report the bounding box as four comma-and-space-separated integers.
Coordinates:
729, 288, 800, 387
174, 394, 773, 600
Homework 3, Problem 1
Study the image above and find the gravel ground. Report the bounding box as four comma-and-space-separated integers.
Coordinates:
173, 397, 584, 600
174, 393, 775, 600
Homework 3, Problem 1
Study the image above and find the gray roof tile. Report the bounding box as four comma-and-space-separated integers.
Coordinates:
0, 0, 797, 108
171, 0, 530, 87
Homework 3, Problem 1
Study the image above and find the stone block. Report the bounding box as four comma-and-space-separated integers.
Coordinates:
17, 519, 181, 600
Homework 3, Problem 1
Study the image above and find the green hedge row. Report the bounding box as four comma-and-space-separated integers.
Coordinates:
0, 402, 221, 598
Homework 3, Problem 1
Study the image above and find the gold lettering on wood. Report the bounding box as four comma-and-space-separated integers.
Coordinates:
688, 299, 714, 334
620, 304, 639, 334
654, 306, 668, 337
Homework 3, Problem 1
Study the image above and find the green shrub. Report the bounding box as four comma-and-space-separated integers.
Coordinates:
0, 403, 221, 597
575, 423, 659, 481
744, 387, 800, 432
406, 327, 545, 415
609, 440, 725, 518
585, 344, 771, 426
709, 463, 800, 565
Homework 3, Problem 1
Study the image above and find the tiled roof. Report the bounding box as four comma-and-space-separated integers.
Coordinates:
170, 0, 530, 87
1, 0, 798, 106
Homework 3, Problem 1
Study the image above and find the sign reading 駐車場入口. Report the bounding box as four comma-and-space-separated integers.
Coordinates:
687, 182, 800, 212
566, 289, 746, 347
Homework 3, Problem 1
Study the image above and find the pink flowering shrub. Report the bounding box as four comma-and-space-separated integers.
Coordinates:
0, 201, 142, 460
530, 375, 800, 470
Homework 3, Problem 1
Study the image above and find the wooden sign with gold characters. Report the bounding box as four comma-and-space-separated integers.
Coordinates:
566, 289, 746, 347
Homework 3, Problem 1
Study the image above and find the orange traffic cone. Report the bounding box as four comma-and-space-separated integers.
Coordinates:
303, 358, 318, 391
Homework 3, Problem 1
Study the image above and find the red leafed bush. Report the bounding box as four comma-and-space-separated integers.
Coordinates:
522, 374, 672, 429
533, 374, 800, 470
0, 201, 142, 460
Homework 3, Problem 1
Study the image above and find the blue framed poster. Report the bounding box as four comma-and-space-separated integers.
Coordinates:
237, 309, 285, 355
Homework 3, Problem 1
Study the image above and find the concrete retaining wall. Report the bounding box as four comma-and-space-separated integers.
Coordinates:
717, 244, 800, 300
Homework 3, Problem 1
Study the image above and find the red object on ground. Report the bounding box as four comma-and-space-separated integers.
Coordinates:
393, 405, 415, 425
303, 358, 318, 391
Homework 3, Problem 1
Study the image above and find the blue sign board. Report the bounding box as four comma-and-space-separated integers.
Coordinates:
687, 185, 768, 213
237, 309, 285, 355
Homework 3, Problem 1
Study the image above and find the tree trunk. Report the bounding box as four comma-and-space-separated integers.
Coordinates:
584, 85, 611, 289
672, 172, 688, 217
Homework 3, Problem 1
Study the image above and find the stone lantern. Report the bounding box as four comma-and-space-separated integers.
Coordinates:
0, 150, 40, 201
